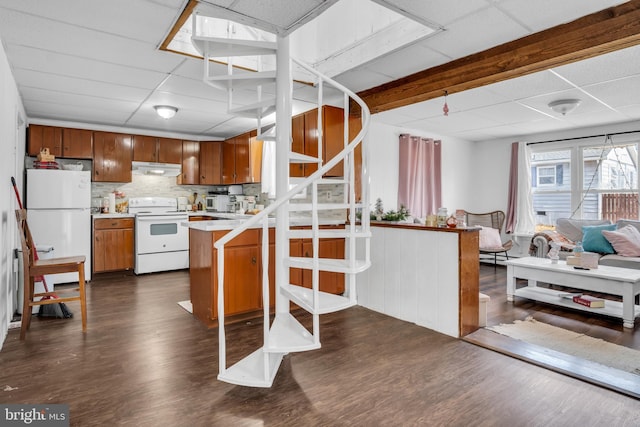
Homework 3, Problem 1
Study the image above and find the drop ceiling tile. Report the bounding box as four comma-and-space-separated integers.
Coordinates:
19, 80, 149, 105
0, 0, 181, 44
334, 68, 393, 93
24, 100, 134, 125
424, 6, 529, 59
378, 0, 490, 27
20, 87, 143, 114
471, 101, 550, 124
497, 0, 627, 32
553, 45, 640, 87
581, 76, 640, 109
7, 46, 168, 90
359, 44, 451, 81
231, 0, 328, 30
483, 70, 574, 101
0, 9, 183, 71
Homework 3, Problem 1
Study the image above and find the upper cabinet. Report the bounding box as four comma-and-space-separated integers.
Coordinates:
290, 106, 347, 178
322, 105, 346, 177
133, 135, 182, 164
179, 140, 200, 185
28, 125, 93, 159
93, 131, 133, 182
62, 128, 93, 159
199, 141, 223, 185
222, 130, 261, 184
28, 125, 62, 157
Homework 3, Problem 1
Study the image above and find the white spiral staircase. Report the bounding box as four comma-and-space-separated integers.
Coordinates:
191, 14, 371, 387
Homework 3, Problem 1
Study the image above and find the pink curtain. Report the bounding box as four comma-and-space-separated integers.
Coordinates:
505, 142, 518, 233
398, 134, 442, 218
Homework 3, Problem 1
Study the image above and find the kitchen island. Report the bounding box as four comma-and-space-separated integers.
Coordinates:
356, 222, 480, 338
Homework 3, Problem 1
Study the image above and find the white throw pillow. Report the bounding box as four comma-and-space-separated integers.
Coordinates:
479, 226, 503, 250
601, 225, 640, 256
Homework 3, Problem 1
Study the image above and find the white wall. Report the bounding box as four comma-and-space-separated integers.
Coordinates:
0, 38, 26, 349
368, 117, 476, 216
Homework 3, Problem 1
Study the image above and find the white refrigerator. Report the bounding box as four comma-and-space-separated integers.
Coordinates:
26, 169, 92, 283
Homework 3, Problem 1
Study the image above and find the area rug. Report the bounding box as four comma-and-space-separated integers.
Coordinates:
487, 317, 640, 375
177, 300, 193, 314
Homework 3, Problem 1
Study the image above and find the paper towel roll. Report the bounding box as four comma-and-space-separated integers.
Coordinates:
109, 193, 116, 214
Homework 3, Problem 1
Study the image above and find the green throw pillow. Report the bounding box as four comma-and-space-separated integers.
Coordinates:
581, 224, 616, 254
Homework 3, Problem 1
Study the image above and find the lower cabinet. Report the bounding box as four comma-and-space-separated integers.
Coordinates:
189, 228, 262, 327
189, 226, 345, 328
290, 236, 345, 295
93, 218, 134, 273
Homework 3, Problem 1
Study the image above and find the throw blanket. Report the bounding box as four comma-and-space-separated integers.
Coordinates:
529, 230, 575, 256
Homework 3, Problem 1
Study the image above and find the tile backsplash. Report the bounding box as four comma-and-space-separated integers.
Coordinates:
91, 176, 345, 219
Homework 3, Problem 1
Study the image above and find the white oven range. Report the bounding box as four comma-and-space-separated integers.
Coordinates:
128, 197, 189, 274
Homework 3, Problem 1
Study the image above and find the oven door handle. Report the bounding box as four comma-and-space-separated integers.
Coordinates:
136, 215, 189, 223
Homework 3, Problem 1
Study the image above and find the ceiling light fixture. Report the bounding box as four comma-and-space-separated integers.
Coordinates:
154, 105, 178, 119
548, 99, 581, 116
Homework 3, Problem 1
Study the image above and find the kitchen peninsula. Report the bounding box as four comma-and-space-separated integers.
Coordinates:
356, 222, 480, 338
186, 218, 347, 328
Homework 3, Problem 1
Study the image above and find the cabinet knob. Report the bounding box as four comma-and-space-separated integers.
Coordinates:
251, 257, 257, 265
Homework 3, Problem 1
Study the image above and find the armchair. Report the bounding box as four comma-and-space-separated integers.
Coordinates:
463, 210, 513, 265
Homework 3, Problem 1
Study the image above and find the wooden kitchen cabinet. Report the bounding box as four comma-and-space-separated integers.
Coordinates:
292, 235, 345, 294
93, 217, 134, 273
93, 131, 133, 182
189, 228, 263, 327
27, 125, 62, 157
323, 105, 346, 177
222, 130, 260, 184
199, 141, 223, 184
290, 106, 347, 178
179, 140, 200, 185
133, 135, 182, 164
62, 128, 93, 159
290, 110, 318, 177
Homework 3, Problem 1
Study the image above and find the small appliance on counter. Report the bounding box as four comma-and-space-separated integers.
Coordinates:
206, 185, 241, 213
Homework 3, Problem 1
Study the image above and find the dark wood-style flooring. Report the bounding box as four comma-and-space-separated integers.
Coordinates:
1, 267, 638, 426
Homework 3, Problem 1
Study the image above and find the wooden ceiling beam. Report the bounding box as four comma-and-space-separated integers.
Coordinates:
358, 0, 640, 114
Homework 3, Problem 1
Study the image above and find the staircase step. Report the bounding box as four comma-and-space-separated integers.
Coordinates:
229, 98, 276, 118
285, 257, 370, 274
287, 228, 371, 239
206, 71, 276, 89
288, 202, 365, 211
289, 152, 321, 164
256, 124, 276, 141
264, 312, 320, 353
192, 36, 277, 58
282, 284, 356, 314
217, 348, 284, 388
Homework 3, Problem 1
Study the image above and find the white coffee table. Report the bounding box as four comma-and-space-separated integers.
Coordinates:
506, 257, 640, 328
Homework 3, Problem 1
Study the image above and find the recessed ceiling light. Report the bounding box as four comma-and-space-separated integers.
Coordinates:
154, 105, 178, 119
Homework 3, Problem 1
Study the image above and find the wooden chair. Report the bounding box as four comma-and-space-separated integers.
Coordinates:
15, 209, 87, 340
463, 210, 513, 266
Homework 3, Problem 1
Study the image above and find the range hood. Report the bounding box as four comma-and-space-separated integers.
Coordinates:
131, 161, 182, 177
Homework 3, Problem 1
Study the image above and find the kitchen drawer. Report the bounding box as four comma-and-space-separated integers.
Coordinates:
94, 218, 134, 230
214, 228, 259, 247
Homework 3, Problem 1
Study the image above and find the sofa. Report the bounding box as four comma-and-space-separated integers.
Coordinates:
529, 218, 640, 269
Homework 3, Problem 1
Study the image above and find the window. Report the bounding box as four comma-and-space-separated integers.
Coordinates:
537, 166, 556, 186
529, 137, 640, 229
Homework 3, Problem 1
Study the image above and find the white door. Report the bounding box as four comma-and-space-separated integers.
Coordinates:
27, 209, 92, 283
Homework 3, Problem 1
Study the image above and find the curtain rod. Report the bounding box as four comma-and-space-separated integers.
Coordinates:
527, 129, 640, 145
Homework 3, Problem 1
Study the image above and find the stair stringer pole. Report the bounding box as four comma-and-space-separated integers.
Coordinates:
275, 34, 292, 315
